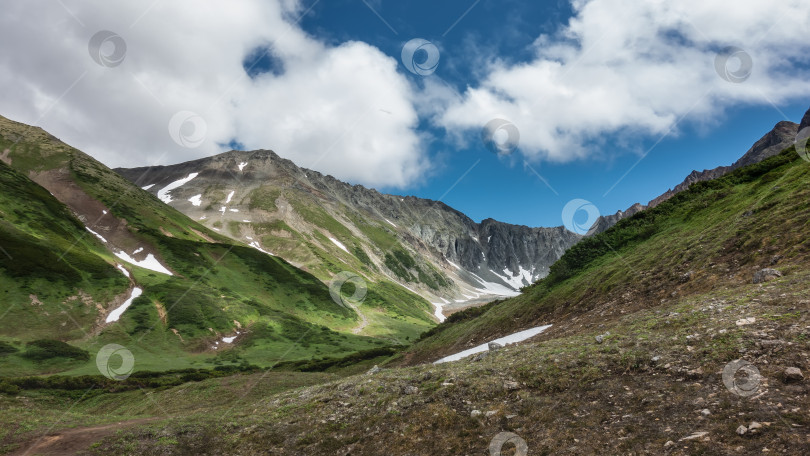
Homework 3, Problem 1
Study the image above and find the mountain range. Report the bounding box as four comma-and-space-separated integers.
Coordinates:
115, 112, 803, 317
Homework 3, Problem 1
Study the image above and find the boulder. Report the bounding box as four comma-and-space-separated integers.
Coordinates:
784, 367, 804, 383
753, 268, 782, 284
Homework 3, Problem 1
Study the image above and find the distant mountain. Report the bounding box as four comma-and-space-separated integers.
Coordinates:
116, 110, 806, 318
116, 151, 581, 316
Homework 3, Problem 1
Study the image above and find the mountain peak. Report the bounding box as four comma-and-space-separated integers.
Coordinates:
800, 106, 810, 132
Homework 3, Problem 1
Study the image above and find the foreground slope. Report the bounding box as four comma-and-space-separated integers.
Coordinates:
0, 115, 433, 377
3, 125, 808, 455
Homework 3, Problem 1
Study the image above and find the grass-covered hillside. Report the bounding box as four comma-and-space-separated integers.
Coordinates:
2, 139, 808, 455
0, 115, 435, 379
402, 145, 810, 364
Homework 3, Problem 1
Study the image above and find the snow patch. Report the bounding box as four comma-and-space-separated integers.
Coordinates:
199, 215, 207, 220
114, 250, 173, 275
86, 227, 107, 243
225, 190, 235, 204
229, 208, 239, 213
329, 237, 349, 253
385, 218, 397, 228
494, 266, 535, 290
468, 272, 520, 297
106, 287, 143, 323
222, 333, 240, 343
447, 260, 461, 270
431, 302, 446, 323
249, 241, 274, 256
157, 173, 198, 204
116, 265, 130, 278
238, 162, 248, 172
242, 220, 251, 223
141, 184, 155, 190
133, 247, 144, 254
188, 194, 202, 206
102, 210, 107, 215
219, 206, 226, 214
434, 325, 552, 364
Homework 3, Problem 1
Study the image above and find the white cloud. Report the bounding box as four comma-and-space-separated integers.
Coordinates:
437, 0, 810, 162
0, 0, 426, 188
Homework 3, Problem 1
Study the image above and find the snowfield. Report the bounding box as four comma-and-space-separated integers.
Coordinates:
434, 325, 552, 364
157, 173, 199, 203
86, 227, 108, 243
106, 287, 143, 323
329, 237, 349, 253
114, 249, 173, 275
188, 194, 203, 206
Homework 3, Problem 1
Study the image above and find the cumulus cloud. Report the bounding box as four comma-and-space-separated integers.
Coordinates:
0, 0, 426, 188
437, 0, 810, 162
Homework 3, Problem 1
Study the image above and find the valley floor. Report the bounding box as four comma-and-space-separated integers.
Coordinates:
3, 271, 808, 455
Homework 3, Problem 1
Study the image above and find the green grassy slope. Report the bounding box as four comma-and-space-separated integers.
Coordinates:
0, 115, 433, 377
402, 145, 810, 363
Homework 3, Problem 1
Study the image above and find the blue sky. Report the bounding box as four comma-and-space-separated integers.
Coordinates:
292, 0, 810, 227
2, 1, 809, 229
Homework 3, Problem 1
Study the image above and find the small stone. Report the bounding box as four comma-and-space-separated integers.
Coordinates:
679, 431, 709, 441
736, 425, 748, 436
403, 385, 418, 395
470, 410, 482, 418
664, 441, 675, 448
595, 335, 604, 344
471, 351, 489, 362
652, 356, 661, 364
488, 342, 503, 351
485, 410, 498, 417
736, 317, 756, 326
367, 365, 381, 375
783, 367, 804, 383
701, 409, 711, 416
748, 422, 763, 433
503, 381, 520, 391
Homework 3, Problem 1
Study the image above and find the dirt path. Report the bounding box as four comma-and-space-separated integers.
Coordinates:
11, 418, 159, 456
347, 301, 369, 334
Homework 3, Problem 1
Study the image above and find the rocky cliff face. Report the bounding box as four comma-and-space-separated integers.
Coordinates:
116, 150, 581, 306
